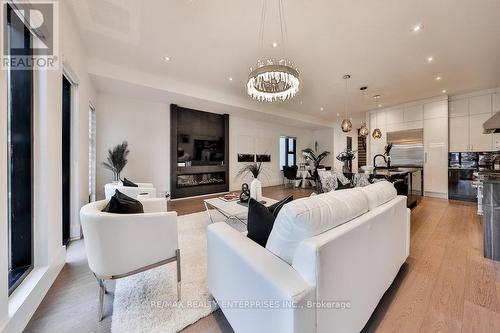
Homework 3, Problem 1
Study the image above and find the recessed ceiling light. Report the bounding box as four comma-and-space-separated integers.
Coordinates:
441, 89, 447, 94
272, 42, 279, 48
300, 100, 303, 105
412, 23, 423, 32
163, 56, 171, 61
427, 56, 434, 63
435, 76, 442, 81
336, 113, 340, 117
229, 77, 233, 81
378, 104, 382, 108
373, 94, 381, 100
320, 107, 324, 111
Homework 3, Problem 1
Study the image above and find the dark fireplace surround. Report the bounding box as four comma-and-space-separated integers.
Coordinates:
170, 104, 229, 199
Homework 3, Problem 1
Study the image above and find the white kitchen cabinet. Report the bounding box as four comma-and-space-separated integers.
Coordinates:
424, 100, 448, 119
494, 133, 500, 150
387, 120, 423, 132
386, 108, 404, 124
449, 99, 468, 117
448, 92, 496, 152
469, 94, 492, 115
424, 116, 448, 196
404, 105, 424, 122
449, 116, 469, 152
469, 113, 493, 151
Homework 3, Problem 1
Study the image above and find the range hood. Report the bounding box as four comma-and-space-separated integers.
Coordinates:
483, 111, 500, 133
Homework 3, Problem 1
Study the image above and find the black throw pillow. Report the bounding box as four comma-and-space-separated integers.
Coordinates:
122, 178, 139, 187
267, 195, 293, 217
247, 195, 293, 247
102, 190, 144, 214
336, 179, 353, 190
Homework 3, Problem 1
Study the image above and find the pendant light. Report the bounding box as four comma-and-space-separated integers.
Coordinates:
247, 0, 300, 102
372, 95, 382, 139
358, 85, 369, 137
341, 74, 352, 133
359, 122, 369, 137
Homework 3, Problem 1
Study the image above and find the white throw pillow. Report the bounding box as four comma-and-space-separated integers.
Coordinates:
333, 171, 350, 185
359, 180, 397, 210
318, 170, 337, 192
266, 187, 369, 264
353, 173, 371, 187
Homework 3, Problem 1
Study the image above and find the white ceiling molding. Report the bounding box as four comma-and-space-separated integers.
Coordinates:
88, 57, 334, 129
70, 0, 500, 121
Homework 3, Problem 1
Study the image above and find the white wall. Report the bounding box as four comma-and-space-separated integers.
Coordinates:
229, 117, 314, 191
96, 93, 170, 199
0, 1, 96, 332
312, 128, 335, 167
94, 93, 317, 195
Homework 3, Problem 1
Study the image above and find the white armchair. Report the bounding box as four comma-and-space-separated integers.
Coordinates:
80, 198, 180, 321
104, 182, 157, 199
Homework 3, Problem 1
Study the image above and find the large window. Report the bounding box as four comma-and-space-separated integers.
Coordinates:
7, 5, 34, 294
279, 136, 296, 170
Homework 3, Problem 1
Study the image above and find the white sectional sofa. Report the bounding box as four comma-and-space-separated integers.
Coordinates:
207, 181, 410, 333
104, 182, 157, 199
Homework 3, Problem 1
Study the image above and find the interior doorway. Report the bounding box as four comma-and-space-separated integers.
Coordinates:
62, 75, 71, 245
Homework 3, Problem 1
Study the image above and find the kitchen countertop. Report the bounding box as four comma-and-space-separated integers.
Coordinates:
359, 167, 422, 177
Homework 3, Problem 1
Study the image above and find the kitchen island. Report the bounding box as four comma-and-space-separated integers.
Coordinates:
352, 167, 423, 208
478, 170, 500, 261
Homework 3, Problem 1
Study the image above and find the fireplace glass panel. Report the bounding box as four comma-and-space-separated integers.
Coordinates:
177, 172, 226, 188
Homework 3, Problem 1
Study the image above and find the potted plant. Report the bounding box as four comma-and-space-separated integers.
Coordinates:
301, 148, 331, 169
336, 149, 357, 173
102, 141, 130, 182
237, 161, 264, 202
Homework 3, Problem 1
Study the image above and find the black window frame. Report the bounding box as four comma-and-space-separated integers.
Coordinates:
6, 4, 35, 295
280, 136, 297, 170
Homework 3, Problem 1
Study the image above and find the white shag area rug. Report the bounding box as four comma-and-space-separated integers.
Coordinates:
111, 210, 245, 333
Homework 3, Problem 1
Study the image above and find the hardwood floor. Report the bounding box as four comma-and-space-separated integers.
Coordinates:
25, 187, 500, 333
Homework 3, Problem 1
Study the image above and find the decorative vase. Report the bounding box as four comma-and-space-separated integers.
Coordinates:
250, 178, 262, 202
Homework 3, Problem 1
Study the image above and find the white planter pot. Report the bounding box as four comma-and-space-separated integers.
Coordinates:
250, 178, 262, 202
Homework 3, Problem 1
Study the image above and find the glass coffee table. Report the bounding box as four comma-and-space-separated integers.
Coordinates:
203, 197, 278, 225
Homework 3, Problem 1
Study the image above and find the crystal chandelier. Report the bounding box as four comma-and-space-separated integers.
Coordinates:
247, 0, 300, 102
372, 95, 382, 139
341, 74, 352, 133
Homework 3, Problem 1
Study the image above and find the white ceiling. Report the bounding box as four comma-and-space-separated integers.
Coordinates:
69, 0, 500, 122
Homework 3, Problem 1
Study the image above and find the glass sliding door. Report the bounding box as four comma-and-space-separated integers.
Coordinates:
6, 5, 34, 294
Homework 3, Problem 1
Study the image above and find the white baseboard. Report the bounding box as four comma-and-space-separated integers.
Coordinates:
2, 246, 66, 333
424, 191, 448, 199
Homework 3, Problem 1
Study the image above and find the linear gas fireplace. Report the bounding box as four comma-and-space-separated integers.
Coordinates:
170, 104, 229, 198
177, 172, 226, 188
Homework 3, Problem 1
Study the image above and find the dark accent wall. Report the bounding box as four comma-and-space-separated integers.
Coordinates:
170, 104, 229, 199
